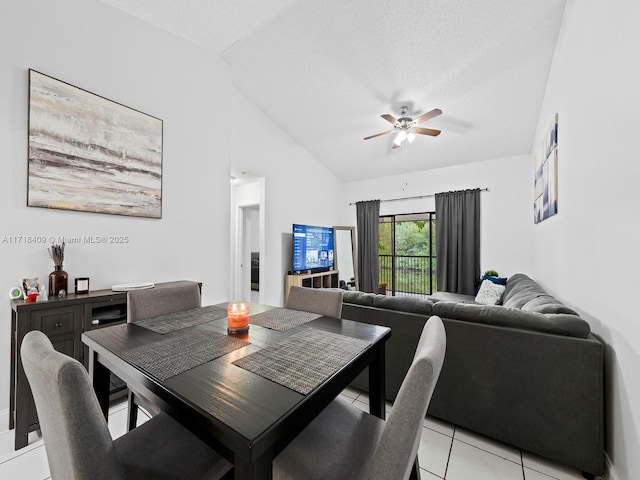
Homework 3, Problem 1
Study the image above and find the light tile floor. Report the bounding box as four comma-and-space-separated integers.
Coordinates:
340, 387, 592, 480
0, 388, 595, 480
0, 400, 151, 480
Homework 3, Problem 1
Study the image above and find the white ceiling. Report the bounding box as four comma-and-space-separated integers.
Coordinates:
99, 0, 567, 182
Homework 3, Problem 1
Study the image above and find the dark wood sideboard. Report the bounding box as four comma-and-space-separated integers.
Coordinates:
9, 280, 197, 450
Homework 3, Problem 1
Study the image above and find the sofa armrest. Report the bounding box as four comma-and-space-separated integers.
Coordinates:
429, 317, 604, 475
432, 302, 590, 338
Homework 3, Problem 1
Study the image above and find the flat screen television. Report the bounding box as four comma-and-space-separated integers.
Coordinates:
292, 224, 334, 273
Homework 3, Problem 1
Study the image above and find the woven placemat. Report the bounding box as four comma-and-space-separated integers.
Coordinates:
233, 328, 371, 395
119, 328, 249, 381
135, 305, 228, 334
249, 308, 321, 332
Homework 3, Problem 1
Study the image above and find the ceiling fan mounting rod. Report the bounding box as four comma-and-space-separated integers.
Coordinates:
397, 106, 414, 129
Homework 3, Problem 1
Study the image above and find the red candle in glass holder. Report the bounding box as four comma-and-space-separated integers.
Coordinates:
227, 302, 250, 333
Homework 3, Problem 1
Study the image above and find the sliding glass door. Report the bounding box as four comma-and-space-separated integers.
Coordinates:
379, 212, 436, 297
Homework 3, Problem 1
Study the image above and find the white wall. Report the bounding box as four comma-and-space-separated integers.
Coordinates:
343, 154, 534, 277
0, 0, 348, 426
531, 1, 640, 478
230, 89, 346, 306
0, 0, 231, 423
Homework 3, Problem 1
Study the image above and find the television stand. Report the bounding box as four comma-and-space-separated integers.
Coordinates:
285, 270, 339, 304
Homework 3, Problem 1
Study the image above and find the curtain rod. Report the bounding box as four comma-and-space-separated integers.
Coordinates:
349, 188, 489, 206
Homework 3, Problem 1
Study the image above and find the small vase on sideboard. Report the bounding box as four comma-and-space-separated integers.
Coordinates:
49, 265, 68, 297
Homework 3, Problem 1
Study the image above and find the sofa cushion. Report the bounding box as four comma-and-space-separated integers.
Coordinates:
502, 286, 542, 308
371, 295, 433, 315
475, 280, 506, 305
502, 273, 541, 305
342, 291, 376, 306
502, 274, 549, 308
521, 295, 579, 315
432, 301, 590, 338
428, 292, 478, 304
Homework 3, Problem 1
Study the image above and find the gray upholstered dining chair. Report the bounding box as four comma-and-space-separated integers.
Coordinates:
127, 281, 201, 322
21, 330, 232, 480
273, 315, 446, 480
126, 281, 201, 430
285, 286, 343, 318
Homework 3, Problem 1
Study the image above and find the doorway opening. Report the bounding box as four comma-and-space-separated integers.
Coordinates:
243, 205, 260, 303
230, 177, 265, 303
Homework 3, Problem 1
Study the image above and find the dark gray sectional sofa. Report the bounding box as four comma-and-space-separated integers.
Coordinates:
341, 273, 604, 477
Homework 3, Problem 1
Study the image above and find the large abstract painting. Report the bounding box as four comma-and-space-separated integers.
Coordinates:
534, 113, 558, 224
27, 70, 162, 218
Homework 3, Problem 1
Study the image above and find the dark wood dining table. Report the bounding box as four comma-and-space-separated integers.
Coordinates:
81, 302, 391, 480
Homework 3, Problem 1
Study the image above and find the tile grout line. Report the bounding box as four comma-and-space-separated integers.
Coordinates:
0, 442, 45, 466
443, 425, 456, 479
0, 408, 129, 468
452, 435, 523, 466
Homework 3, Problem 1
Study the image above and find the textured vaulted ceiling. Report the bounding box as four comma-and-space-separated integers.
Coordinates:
98, 0, 567, 181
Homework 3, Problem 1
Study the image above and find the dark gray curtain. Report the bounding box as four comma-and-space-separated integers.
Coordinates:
356, 200, 380, 293
435, 189, 480, 295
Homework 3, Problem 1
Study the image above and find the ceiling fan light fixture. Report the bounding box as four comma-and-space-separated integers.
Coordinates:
407, 132, 416, 143
394, 129, 407, 145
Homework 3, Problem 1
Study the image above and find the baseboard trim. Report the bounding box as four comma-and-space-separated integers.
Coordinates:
605, 451, 618, 480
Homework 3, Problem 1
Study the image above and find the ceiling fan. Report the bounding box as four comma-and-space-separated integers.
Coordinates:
364, 105, 442, 149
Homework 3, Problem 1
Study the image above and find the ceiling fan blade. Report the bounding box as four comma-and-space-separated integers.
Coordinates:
381, 114, 399, 126
364, 130, 393, 140
414, 127, 441, 137
414, 108, 443, 124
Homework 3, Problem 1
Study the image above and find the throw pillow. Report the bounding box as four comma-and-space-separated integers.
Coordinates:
475, 279, 506, 305
481, 274, 508, 285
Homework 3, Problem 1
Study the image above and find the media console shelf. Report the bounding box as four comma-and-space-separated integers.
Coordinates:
284, 270, 339, 303
9, 280, 197, 450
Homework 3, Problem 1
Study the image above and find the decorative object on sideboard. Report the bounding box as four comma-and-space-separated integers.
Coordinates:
21, 277, 41, 301
75, 277, 90, 294
47, 242, 68, 297
111, 282, 155, 292
27, 69, 163, 219
38, 283, 48, 301
10, 287, 23, 299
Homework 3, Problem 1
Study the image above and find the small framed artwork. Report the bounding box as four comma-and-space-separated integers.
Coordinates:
22, 277, 41, 299
75, 277, 90, 294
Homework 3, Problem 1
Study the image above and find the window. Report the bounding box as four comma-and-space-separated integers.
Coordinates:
379, 212, 436, 297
